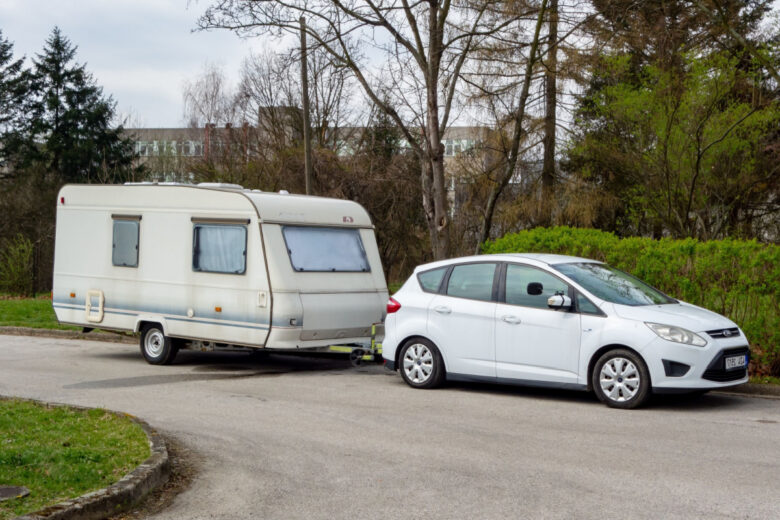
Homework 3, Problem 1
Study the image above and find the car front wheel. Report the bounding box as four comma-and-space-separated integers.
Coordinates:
399, 338, 445, 389
592, 349, 650, 409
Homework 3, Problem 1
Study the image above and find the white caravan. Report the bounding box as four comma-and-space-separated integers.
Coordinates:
52, 183, 387, 364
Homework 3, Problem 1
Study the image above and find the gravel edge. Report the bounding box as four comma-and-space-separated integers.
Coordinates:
3, 398, 170, 520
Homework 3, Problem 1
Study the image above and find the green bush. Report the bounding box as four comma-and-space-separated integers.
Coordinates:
0, 234, 34, 297
483, 227, 780, 376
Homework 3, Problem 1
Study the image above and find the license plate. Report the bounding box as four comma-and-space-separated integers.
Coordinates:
725, 355, 747, 370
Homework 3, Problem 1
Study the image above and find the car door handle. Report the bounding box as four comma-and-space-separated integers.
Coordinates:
501, 315, 521, 324
433, 305, 451, 314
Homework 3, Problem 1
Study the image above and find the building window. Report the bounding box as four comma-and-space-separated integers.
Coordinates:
112, 217, 140, 268
192, 224, 247, 274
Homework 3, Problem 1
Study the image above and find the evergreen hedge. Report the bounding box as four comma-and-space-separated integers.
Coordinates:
483, 227, 780, 376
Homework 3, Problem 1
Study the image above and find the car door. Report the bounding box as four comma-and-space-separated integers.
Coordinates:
495, 263, 581, 384
426, 262, 499, 379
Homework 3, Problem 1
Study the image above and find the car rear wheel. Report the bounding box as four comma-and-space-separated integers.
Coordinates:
592, 349, 650, 409
399, 338, 445, 389
140, 324, 179, 365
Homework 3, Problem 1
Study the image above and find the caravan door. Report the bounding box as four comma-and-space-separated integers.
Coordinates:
186, 217, 272, 346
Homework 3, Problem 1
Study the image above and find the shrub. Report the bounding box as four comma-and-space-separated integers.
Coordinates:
0, 234, 34, 297
483, 227, 780, 376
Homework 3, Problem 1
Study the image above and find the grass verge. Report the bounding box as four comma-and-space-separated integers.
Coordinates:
750, 375, 780, 385
0, 295, 77, 331
0, 399, 150, 520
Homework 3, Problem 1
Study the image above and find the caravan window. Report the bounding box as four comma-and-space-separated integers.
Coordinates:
112, 216, 140, 268
282, 226, 370, 272
192, 224, 247, 274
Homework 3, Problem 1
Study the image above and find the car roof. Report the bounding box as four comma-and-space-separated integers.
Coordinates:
413, 253, 601, 272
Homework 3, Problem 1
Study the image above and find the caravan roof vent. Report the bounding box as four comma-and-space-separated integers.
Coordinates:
278, 190, 290, 195
197, 183, 244, 190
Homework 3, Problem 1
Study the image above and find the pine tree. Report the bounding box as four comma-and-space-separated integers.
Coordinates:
29, 27, 135, 183
0, 29, 30, 173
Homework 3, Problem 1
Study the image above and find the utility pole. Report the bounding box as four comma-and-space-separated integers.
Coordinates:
299, 16, 314, 195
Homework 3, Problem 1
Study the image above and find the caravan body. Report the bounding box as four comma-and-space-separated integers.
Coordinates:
52, 184, 387, 362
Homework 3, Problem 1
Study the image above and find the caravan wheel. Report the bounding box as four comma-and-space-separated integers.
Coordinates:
140, 324, 179, 365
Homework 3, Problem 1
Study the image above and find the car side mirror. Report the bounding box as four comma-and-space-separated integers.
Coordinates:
527, 282, 543, 296
547, 294, 573, 310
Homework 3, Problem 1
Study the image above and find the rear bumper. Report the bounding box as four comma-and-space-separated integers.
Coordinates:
266, 322, 385, 350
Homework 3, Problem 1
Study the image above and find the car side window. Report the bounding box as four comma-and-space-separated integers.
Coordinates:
446, 263, 496, 302
576, 293, 602, 315
505, 264, 570, 309
418, 267, 447, 293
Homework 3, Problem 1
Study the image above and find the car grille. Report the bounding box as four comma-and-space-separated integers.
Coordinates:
702, 347, 750, 382
706, 327, 740, 339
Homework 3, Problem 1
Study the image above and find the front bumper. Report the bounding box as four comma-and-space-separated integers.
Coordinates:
648, 334, 750, 391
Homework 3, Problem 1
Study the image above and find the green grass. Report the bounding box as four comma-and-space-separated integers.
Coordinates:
0, 296, 77, 331
0, 399, 150, 519
750, 375, 780, 385
388, 282, 403, 294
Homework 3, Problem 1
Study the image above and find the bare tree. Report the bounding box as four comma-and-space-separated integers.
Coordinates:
198, 0, 525, 259
182, 63, 240, 127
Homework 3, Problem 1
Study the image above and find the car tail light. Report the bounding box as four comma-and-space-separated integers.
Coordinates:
387, 297, 401, 314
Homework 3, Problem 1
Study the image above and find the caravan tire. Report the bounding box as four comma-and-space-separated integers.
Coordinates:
140, 324, 179, 365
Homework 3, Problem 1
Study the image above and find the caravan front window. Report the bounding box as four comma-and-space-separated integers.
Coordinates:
282, 226, 370, 272
192, 224, 247, 274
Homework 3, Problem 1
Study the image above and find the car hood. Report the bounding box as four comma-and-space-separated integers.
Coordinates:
612, 302, 736, 333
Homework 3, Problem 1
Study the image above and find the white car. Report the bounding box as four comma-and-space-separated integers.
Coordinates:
382, 254, 749, 408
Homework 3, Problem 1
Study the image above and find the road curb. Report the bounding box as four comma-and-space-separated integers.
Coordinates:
0, 327, 135, 344
3, 398, 170, 520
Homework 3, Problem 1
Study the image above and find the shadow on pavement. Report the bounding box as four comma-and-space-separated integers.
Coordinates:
67, 351, 361, 390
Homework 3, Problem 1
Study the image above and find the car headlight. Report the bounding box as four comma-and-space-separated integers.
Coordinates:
645, 322, 707, 347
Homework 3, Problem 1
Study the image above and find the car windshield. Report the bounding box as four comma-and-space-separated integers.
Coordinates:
553, 263, 676, 306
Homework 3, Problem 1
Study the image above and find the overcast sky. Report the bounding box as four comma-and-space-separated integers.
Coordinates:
2, 1, 778, 129
0, 0, 267, 128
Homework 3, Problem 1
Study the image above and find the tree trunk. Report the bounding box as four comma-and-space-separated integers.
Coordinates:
540, 0, 558, 226
426, 2, 449, 259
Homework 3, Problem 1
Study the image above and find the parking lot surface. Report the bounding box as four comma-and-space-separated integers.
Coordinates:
1, 335, 779, 519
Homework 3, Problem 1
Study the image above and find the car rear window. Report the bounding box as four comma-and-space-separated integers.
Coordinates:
282, 226, 370, 272
417, 267, 447, 293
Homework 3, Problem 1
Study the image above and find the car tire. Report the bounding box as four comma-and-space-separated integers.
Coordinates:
592, 349, 650, 409
399, 338, 445, 389
140, 324, 179, 365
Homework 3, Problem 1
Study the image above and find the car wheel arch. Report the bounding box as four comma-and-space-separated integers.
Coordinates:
395, 335, 448, 373
586, 344, 650, 391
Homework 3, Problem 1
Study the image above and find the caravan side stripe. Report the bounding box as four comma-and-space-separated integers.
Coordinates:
52, 302, 270, 331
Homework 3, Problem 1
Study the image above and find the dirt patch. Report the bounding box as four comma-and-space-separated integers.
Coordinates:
108, 434, 199, 519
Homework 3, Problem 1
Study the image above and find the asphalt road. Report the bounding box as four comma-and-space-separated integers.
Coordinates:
1, 335, 779, 519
